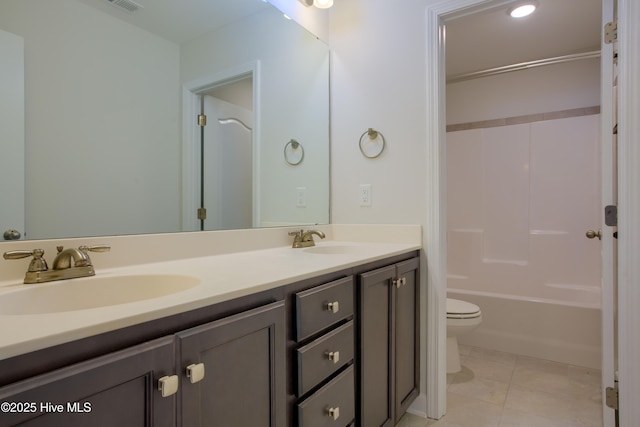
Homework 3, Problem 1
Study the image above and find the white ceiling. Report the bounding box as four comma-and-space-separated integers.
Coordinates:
445, 0, 602, 78
78, 0, 272, 44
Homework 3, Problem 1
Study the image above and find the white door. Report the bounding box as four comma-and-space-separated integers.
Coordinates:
599, 0, 617, 425
202, 96, 253, 231
0, 29, 24, 240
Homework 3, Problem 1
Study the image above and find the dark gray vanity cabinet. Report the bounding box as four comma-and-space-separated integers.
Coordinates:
0, 336, 176, 427
177, 301, 286, 427
0, 300, 285, 427
357, 256, 420, 427
0, 251, 421, 427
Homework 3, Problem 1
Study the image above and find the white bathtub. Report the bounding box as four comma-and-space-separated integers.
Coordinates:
448, 288, 601, 369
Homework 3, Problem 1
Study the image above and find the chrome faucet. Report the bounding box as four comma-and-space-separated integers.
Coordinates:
3, 244, 110, 284
288, 229, 326, 248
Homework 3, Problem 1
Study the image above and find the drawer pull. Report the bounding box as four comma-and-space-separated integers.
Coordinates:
326, 301, 340, 313
327, 406, 340, 420
186, 363, 206, 384
158, 375, 179, 397
326, 351, 340, 364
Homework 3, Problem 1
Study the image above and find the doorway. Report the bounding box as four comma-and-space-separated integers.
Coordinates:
423, 0, 616, 424
182, 62, 260, 232
200, 77, 254, 231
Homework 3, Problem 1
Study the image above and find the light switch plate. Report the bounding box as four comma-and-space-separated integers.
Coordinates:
296, 187, 307, 207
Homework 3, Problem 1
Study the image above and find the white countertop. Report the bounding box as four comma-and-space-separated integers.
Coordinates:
0, 229, 421, 360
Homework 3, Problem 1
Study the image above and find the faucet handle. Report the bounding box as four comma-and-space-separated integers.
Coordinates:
79, 244, 111, 253
77, 245, 111, 266
288, 230, 304, 240
56, 245, 111, 254
3, 249, 49, 272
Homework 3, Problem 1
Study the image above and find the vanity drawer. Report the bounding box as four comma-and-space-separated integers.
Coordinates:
296, 320, 354, 397
297, 365, 355, 427
294, 276, 354, 341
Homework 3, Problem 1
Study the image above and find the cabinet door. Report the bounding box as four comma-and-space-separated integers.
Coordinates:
0, 336, 176, 427
177, 301, 285, 427
394, 257, 420, 423
357, 265, 395, 427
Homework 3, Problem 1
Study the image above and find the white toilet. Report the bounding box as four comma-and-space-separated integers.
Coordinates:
446, 298, 482, 373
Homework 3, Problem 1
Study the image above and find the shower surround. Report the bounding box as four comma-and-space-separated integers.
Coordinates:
447, 113, 602, 369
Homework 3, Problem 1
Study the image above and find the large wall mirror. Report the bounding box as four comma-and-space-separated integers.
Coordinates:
0, 0, 330, 241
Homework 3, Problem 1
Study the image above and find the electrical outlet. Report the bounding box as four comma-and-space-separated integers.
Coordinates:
296, 187, 307, 207
359, 184, 372, 207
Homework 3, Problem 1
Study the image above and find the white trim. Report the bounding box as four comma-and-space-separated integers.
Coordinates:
617, 1, 640, 425
424, 2, 447, 419
181, 86, 200, 232
252, 61, 262, 228
181, 61, 261, 230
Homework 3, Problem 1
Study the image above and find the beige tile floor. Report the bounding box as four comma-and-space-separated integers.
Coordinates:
397, 345, 603, 427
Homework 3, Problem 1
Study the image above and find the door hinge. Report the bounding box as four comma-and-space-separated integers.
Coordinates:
605, 385, 619, 410
197, 208, 207, 220
197, 114, 207, 127
604, 20, 617, 44
605, 205, 618, 227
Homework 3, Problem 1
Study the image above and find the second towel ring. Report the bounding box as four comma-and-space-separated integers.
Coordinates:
284, 139, 304, 165
359, 128, 385, 158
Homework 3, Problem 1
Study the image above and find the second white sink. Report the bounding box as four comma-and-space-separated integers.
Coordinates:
0, 274, 201, 315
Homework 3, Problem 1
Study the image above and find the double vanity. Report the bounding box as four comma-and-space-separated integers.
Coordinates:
0, 225, 421, 427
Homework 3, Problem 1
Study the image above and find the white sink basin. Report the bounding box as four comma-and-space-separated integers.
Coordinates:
0, 274, 201, 315
303, 245, 362, 255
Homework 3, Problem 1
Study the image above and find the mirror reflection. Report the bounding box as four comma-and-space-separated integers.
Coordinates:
0, 0, 330, 241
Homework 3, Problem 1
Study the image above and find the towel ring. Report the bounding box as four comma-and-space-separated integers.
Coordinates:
359, 128, 385, 158
284, 139, 304, 165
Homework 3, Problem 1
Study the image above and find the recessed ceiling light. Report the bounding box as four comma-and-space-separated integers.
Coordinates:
508, 2, 538, 18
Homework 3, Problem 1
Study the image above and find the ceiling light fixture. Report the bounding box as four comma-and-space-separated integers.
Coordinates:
508, 1, 538, 18
299, 0, 334, 9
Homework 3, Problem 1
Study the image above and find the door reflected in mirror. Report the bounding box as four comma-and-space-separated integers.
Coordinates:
0, 0, 329, 241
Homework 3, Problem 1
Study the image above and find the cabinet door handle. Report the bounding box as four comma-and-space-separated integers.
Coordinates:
326, 301, 340, 313
394, 277, 407, 288
158, 375, 179, 397
326, 351, 340, 364
327, 406, 340, 420
186, 363, 206, 384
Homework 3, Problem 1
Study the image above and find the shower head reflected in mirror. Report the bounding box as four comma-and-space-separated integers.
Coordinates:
218, 117, 252, 132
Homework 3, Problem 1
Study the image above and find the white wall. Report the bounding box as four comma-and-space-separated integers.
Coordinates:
181, 7, 330, 227
0, 0, 181, 239
330, 0, 428, 225
447, 58, 601, 124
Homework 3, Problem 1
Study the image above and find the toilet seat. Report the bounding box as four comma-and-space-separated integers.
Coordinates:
447, 298, 481, 320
